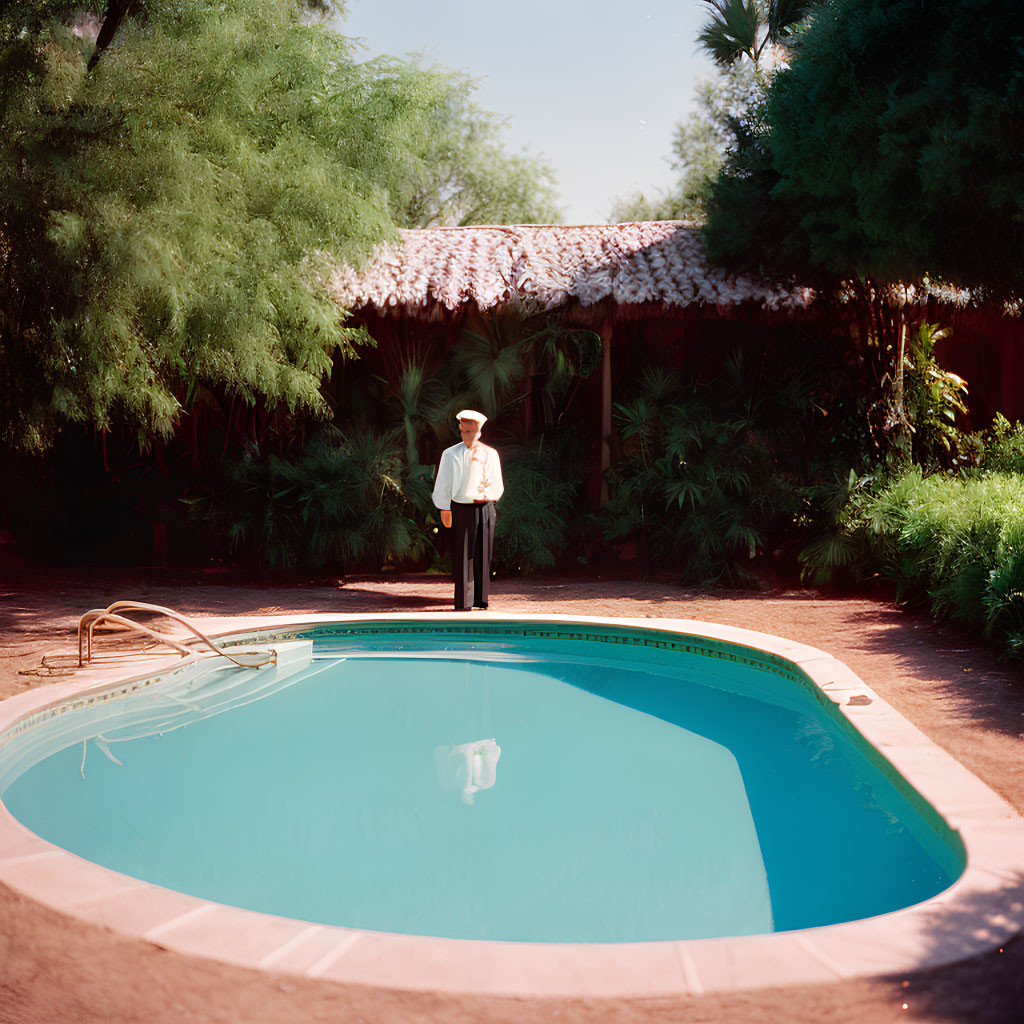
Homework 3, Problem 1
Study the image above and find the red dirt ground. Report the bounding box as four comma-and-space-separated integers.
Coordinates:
1, 555, 1022, 1023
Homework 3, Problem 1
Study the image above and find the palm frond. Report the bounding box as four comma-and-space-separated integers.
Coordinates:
767, 0, 815, 42
697, 0, 766, 66
451, 327, 527, 415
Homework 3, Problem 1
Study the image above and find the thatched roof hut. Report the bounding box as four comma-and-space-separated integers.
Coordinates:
328, 221, 813, 322
328, 222, 814, 499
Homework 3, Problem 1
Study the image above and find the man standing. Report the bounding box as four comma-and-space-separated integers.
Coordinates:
432, 410, 504, 611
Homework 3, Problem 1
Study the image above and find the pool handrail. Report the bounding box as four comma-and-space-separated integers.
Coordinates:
78, 601, 276, 670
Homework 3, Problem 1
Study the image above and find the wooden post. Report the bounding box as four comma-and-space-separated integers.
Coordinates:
599, 316, 613, 505
894, 305, 909, 455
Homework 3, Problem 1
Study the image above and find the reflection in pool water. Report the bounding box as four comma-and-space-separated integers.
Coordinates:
434, 738, 501, 805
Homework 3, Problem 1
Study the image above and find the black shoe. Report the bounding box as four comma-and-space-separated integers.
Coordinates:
474, 604, 488, 610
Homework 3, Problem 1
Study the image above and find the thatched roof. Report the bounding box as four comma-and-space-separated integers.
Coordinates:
328, 222, 813, 320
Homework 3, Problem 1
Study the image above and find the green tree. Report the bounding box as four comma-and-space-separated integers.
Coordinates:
0, 1, 560, 451
0, 0, 391, 450
600, 357, 813, 583
705, 0, 1024, 299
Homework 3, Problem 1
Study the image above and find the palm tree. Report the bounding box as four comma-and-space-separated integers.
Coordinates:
696, 0, 816, 67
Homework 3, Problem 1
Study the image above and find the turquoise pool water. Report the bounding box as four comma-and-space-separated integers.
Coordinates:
0, 623, 964, 943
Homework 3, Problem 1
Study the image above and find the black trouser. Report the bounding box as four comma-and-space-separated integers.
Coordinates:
450, 501, 495, 610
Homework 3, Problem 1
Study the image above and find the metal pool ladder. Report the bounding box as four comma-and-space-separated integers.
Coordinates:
78, 601, 276, 669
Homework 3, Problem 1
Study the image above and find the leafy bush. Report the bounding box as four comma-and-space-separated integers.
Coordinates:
901, 323, 969, 464
820, 467, 1024, 658
978, 415, 1024, 475
600, 358, 812, 583
202, 429, 433, 571
494, 433, 583, 573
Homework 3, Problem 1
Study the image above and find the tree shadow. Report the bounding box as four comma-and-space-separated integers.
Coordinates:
841, 603, 1024, 740
876, 872, 1024, 1023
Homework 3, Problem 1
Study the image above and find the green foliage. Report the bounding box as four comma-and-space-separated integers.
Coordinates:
607, 191, 679, 226
0, 1, 561, 452
494, 434, 582, 573
522, 323, 602, 431
796, 465, 877, 584
902, 323, 968, 461
705, 0, 1024, 298
375, 359, 451, 467
447, 313, 600, 438
194, 310, 597, 573
697, 0, 767, 66
696, 1, 816, 67
701, 89, 788, 277
450, 320, 529, 417
1, 0, 390, 449
865, 322, 968, 465
978, 415, 1024, 475
600, 357, 812, 583
206, 429, 433, 571
800, 320, 970, 584
767, 1, 816, 44
819, 468, 1024, 658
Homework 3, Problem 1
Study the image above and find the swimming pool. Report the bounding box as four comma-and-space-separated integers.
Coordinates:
0, 614, 1022, 995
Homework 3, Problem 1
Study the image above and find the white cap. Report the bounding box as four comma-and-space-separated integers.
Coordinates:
456, 409, 488, 425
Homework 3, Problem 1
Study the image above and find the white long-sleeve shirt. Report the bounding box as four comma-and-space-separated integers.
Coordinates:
432, 442, 504, 509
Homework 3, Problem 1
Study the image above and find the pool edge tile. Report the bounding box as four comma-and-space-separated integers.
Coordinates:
315, 934, 691, 997
681, 932, 842, 991
149, 905, 327, 968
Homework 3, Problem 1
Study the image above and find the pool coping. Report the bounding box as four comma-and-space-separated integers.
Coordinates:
0, 611, 1022, 997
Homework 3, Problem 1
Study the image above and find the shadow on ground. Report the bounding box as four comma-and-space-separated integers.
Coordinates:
842, 604, 1024, 740
879, 874, 1024, 1023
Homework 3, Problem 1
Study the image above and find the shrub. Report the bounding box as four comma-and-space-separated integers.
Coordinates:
600, 359, 811, 584
827, 467, 1024, 657
202, 429, 434, 571
493, 433, 582, 573
978, 415, 1024, 475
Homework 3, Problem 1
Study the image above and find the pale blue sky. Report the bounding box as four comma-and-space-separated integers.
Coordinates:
336, 1, 716, 224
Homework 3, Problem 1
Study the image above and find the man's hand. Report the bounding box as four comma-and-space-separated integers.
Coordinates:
441, 510, 452, 528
